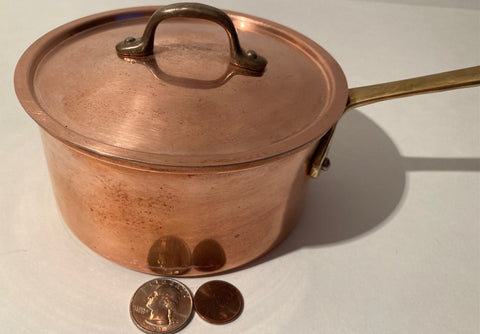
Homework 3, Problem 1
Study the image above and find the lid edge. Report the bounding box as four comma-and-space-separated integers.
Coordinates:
15, 6, 348, 168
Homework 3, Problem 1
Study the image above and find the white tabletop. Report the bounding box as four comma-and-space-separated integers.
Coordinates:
1, 1, 479, 333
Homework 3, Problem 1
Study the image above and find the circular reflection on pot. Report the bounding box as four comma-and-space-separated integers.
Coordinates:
192, 239, 226, 272
147, 236, 191, 275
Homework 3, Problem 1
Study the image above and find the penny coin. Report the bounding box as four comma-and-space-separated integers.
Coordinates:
130, 278, 194, 334
194, 280, 244, 324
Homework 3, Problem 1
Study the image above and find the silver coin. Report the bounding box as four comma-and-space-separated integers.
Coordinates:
130, 278, 194, 334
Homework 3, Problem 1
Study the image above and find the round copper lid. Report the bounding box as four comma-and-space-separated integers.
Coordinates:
15, 4, 347, 167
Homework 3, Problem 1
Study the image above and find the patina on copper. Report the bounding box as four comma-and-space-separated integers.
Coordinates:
15, 3, 346, 276
15, 5, 347, 168
14, 3, 480, 276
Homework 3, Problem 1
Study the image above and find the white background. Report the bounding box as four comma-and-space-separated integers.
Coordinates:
1, 0, 479, 333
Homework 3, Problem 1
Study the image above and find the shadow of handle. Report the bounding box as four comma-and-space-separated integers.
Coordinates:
403, 157, 480, 172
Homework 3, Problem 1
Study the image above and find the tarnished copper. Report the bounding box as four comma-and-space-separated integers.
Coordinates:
15, 4, 347, 168
40, 129, 314, 275
14, 3, 480, 276
14, 3, 346, 276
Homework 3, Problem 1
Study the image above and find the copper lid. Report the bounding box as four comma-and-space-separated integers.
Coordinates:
15, 3, 347, 167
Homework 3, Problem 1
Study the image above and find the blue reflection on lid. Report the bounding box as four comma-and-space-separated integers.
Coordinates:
114, 13, 145, 21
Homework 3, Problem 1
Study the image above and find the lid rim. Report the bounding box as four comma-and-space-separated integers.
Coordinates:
14, 6, 348, 168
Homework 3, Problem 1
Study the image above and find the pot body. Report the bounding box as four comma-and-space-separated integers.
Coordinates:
41, 130, 317, 276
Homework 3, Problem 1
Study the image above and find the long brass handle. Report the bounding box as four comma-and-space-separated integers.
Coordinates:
345, 66, 480, 111
116, 2, 267, 72
309, 66, 480, 178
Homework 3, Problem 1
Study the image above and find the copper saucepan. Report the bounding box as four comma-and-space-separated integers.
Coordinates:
14, 3, 480, 276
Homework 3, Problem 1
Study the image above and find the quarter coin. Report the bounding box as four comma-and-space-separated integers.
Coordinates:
130, 278, 194, 334
194, 280, 244, 324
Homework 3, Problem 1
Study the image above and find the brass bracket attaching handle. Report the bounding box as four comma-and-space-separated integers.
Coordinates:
116, 2, 267, 73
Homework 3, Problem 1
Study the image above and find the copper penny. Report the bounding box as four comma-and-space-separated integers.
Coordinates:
193, 280, 244, 324
130, 278, 193, 334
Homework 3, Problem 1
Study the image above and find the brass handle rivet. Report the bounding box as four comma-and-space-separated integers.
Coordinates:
246, 50, 258, 59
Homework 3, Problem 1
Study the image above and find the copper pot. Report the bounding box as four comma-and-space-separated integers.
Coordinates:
14, 3, 480, 276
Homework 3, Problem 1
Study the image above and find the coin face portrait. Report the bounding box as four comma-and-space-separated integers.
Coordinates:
145, 285, 180, 326
130, 278, 193, 334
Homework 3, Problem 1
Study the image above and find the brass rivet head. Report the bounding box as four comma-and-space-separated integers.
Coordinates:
246, 49, 258, 59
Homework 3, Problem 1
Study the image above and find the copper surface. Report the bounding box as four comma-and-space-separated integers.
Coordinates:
15, 5, 345, 275
15, 6, 348, 167
41, 129, 315, 275
193, 280, 243, 324
130, 278, 194, 334
15, 4, 480, 277
147, 236, 191, 276
192, 239, 227, 272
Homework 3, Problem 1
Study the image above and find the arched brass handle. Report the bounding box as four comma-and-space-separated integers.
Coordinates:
116, 2, 267, 72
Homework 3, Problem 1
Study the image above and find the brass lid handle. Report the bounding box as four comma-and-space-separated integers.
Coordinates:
116, 2, 267, 72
